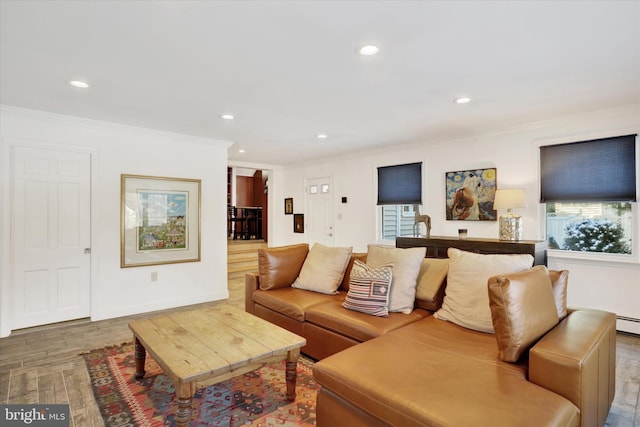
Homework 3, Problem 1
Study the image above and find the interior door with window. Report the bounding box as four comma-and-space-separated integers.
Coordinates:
11, 146, 91, 330
305, 176, 334, 246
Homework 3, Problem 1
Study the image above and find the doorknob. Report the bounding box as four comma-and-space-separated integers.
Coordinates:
84, 248, 91, 254
326, 233, 333, 237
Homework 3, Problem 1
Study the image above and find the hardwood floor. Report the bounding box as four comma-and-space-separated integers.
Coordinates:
611, 332, 640, 426
1, 277, 638, 427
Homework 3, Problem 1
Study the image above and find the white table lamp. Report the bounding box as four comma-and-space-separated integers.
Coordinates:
493, 189, 527, 241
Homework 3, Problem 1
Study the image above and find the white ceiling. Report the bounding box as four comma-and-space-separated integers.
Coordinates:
2, 1, 639, 165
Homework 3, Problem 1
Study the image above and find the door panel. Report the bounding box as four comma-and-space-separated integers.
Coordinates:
12, 146, 91, 330
305, 177, 334, 246
24, 270, 48, 313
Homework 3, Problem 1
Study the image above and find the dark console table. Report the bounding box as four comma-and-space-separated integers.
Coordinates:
396, 236, 547, 266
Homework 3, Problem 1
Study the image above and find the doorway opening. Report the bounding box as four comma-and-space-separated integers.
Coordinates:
227, 167, 268, 242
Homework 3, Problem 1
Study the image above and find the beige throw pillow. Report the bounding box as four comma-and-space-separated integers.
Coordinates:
292, 243, 353, 294
434, 248, 534, 333
488, 266, 560, 362
549, 270, 569, 320
366, 244, 426, 314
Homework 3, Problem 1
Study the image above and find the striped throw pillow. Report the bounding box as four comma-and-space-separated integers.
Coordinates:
342, 260, 393, 317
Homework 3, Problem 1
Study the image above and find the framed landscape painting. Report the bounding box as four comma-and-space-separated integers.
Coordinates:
446, 168, 497, 221
121, 174, 201, 267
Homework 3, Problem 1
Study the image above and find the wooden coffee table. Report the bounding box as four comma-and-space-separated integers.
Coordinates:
128, 304, 306, 426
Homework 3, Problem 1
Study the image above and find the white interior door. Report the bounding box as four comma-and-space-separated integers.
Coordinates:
305, 176, 334, 246
11, 146, 91, 330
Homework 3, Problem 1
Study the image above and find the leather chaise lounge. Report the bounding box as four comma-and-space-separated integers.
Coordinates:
245, 243, 616, 427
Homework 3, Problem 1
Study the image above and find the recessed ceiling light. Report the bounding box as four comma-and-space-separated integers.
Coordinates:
453, 97, 471, 104
238, 148, 245, 153
357, 45, 379, 56
317, 134, 328, 139
68, 80, 89, 88
220, 114, 235, 120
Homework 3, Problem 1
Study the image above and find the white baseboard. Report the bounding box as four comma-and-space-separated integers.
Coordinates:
90, 291, 229, 322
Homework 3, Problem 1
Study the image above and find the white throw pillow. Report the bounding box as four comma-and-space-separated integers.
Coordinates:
434, 248, 534, 333
366, 244, 426, 314
292, 243, 353, 294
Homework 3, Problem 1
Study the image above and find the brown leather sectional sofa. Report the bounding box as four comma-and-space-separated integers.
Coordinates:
244, 243, 616, 427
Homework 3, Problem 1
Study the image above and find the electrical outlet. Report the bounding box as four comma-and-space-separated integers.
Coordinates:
151, 272, 158, 282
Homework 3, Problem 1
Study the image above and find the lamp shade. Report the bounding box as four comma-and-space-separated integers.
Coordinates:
493, 189, 527, 210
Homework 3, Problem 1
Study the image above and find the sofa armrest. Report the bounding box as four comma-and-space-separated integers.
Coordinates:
529, 309, 616, 427
245, 272, 260, 314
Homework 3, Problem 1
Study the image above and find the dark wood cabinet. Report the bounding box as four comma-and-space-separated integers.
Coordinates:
396, 236, 547, 266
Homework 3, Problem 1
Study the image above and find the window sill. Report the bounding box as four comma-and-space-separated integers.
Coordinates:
376, 239, 397, 247
547, 249, 639, 265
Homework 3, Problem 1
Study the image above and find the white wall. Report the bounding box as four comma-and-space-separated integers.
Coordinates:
0, 106, 231, 337
2, 104, 638, 336
271, 103, 640, 333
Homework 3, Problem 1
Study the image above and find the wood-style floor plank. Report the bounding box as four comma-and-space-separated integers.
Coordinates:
7, 368, 38, 404
38, 370, 68, 404
0, 370, 11, 404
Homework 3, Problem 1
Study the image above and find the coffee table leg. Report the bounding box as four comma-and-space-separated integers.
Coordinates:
134, 337, 146, 379
285, 348, 300, 402
176, 384, 194, 427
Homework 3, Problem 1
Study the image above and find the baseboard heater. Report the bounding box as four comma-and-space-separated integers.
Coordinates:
616, 316, 640, 336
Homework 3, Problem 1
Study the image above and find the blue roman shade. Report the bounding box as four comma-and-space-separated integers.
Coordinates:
540, 134, 637, 203
377, 162, 422, 205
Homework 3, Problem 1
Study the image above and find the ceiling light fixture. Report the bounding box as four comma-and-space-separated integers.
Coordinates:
357, 45, 379, 56
68, 80, 89, 88
220, 114, 235, 120
453, 97, 471, 104
238, 148, 245, 153
317, 134, 328, 139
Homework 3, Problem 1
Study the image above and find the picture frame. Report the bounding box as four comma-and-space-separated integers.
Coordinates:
284, 197, 293, 215
293, 213, 304, 233
445, 168, 497, 221
121, 174, 201, 268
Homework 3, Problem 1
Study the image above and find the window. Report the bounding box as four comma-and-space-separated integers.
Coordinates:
377, 162, 422, 240
381, 205, 420, 240
546, 202, 632, 254
540, 135, 637, 255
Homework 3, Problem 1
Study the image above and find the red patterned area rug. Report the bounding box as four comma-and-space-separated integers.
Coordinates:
82, 342, 317, 427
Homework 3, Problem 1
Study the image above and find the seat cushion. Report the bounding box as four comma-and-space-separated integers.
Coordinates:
388, 316, 524, 370
313, 329, 579, 427
306, 300, 429, 342
252, 288, 338, 321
